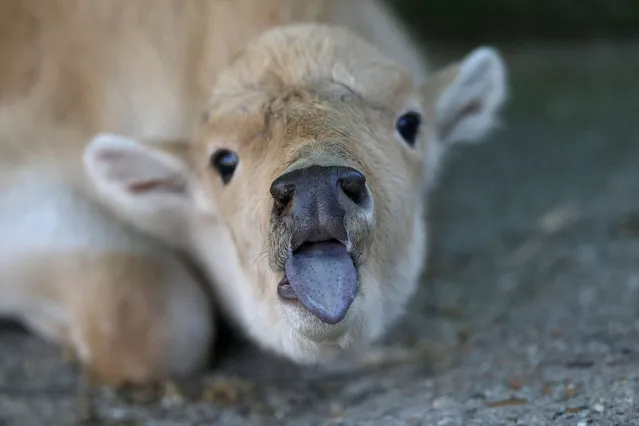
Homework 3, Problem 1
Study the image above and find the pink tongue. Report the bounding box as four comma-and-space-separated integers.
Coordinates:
284, 241, 358, 324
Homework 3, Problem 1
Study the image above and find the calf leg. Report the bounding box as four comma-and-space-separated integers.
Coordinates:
3, 249, 214, 387
0, 176, 214, 386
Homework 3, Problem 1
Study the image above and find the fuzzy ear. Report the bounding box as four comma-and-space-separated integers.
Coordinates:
83, 133, 194, 248
424, 46, 508, 145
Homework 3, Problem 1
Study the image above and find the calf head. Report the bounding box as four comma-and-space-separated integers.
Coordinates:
84, 24, 507, 364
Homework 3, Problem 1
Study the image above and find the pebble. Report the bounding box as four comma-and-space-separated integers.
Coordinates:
592, 403, 604, 413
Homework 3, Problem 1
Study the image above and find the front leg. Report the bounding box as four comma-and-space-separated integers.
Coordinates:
0, 175, 215, 387
67, 250, 214, 387
5, 248, 215, 387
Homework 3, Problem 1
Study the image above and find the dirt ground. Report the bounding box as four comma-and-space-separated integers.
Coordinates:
2, 40, 639, 426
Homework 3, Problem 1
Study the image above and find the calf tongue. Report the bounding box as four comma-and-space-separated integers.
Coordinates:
284, 241, 358, 325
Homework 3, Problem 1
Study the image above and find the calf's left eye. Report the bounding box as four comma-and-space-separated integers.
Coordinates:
395, 111, 422, 146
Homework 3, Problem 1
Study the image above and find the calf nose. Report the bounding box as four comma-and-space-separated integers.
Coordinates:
270, 165, 368, 248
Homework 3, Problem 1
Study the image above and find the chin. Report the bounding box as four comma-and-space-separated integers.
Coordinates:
272, 270, 388, 365
276, 309, 365, 364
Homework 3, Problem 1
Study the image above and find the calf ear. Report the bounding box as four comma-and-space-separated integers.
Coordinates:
423, 46, 508, 145
83, 133, 193, 247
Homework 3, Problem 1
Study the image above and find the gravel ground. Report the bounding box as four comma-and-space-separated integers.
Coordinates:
2, 40, 639, 426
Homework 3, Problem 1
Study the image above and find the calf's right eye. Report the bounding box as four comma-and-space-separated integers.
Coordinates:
210, 149, 239, 185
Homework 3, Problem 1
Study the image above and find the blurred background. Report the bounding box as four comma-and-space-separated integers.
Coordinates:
2, 2, 639, 425
392, 0, 639, 43
383, 0, 639, 264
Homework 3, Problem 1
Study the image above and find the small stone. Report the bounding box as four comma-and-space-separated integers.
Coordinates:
432, 396, 454, 409
329, 402, 344, 418
565, 383, 576, 399
592, 403, 604, 413
201, 377, 253, 405
577, 421, 587, 426
161, 380, 184, 408
106, 408, 127, 420
508, 377, 525, 390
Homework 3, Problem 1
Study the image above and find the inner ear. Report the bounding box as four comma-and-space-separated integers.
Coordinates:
422, 46, 508, 145
128, 179, 185, 194
85, 134, 192, 196
92, 143, 188, 196
439, 98, 483, 141
459, 99, 482, 118
83, 133, 199, 249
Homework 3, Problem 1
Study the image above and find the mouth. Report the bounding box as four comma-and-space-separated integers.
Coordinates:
277, 239, 358, 325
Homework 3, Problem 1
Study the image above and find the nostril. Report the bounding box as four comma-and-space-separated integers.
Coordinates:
270, 179, 295, 208
338, 170, 367, 205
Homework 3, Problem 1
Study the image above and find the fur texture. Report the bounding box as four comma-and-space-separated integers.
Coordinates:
0, 0, 505, 385
86, 27, 508, 364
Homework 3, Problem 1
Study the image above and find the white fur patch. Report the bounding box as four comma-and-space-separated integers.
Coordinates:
0, 170, 153, 339
0, 171, 151, 255
161, 256, 213, 376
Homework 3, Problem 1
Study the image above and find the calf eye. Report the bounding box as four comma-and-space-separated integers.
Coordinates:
395, 111, 422, 146
210, 149, 239, 185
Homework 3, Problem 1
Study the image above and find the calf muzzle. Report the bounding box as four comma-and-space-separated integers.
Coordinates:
270, 165, 367, 324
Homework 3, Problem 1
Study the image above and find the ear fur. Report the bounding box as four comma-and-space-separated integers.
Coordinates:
424, 46, 508, 145
83, 133, 194, 248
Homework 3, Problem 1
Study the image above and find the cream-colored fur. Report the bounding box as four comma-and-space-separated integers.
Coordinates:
0, 0, 505, 385
0, 169, 213, 386
85, 27, 507, 365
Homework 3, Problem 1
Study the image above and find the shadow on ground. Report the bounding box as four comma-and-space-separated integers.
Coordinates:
2, 40, 639, 426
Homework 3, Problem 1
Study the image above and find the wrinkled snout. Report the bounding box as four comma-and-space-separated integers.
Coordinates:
270, 165, 369, 247
269, 165, 372, 325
